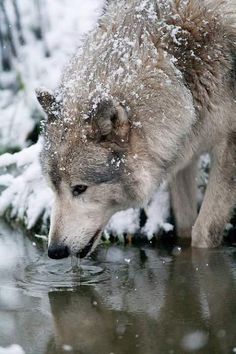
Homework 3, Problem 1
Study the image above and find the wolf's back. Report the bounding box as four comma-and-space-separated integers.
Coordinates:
153, 0, 236, 110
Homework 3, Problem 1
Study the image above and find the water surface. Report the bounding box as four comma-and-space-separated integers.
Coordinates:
0, 220, 236, 354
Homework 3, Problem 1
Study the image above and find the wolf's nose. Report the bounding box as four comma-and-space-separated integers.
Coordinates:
48, 244, 70, 259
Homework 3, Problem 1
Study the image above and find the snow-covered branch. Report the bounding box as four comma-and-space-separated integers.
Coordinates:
0, 140, 51, 230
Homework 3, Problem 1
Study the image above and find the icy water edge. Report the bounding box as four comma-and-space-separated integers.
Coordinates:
0, 219, 236, 354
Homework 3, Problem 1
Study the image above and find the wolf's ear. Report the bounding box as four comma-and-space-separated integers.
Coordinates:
36, 88, 59, 121
92, 100, 130, 150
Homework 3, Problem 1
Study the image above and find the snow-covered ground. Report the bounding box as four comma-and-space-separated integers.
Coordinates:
0, 0, 173, 238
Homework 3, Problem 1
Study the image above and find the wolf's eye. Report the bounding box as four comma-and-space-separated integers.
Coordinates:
72, 185, 88, 197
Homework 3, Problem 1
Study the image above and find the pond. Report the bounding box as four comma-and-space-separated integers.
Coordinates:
0, 219, 236, 354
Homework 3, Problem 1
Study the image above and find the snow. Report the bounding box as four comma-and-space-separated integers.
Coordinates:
169, 26, 182, 46
0, 140, 52, 230
0, 345, 25, 354
142, 184, 173, 239
106, 208, 140, 237
0, 143, 41, 168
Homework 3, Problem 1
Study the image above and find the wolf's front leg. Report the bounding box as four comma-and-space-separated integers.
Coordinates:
170, 159, 198, 238
192, 136, 236, 248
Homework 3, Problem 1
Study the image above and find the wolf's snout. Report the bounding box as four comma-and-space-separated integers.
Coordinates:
77, 229, 102, 259
48, 243, 70, 259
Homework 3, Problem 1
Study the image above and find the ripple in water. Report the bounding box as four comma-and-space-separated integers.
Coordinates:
15, 255, 108, 295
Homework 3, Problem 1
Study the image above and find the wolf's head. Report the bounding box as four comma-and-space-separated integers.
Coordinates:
37, 90, 154, 259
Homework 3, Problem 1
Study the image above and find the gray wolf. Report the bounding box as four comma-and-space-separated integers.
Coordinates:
36, 0, 236, 259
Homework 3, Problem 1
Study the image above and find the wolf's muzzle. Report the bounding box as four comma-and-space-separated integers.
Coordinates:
77, 229, 101, 259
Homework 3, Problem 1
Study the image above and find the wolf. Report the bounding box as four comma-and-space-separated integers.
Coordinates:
36, 0, 236, 259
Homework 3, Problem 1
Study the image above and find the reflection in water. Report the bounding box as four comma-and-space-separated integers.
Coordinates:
0, 219, 236, 354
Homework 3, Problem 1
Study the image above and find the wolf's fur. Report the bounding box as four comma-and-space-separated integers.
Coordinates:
38, 0, 236, 256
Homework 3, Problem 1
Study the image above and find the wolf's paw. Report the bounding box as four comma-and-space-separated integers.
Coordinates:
191, 224, 222, 248
191, 236, 209, 248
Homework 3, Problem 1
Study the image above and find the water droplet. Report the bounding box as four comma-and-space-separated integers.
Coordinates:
71, 255, 79, 271
172, 246, 182, 256
181, 331, 208, 351
62, 344, 73, 352
217, 329, 226, 338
